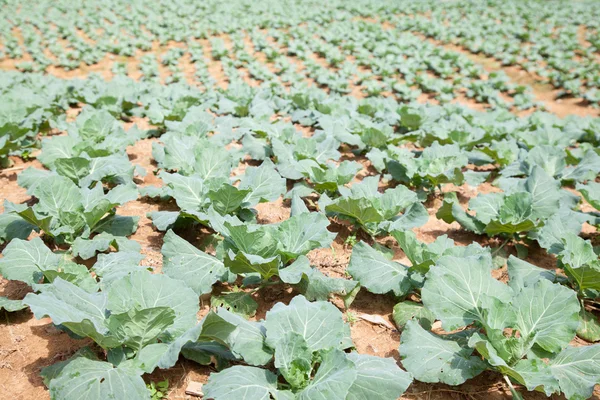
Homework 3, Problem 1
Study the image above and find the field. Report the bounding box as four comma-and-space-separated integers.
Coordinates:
0, 0, 600, 399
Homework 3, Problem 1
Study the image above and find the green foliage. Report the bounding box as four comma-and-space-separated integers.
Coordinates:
147, 379, 169, 400
204, 296, 412, 400
325, 176, 428, 236
0, 4, 599, 398
437, 167, 571, 240
3, 175, 138, 244
387, 142, 468, 189
400, 253, 600, 399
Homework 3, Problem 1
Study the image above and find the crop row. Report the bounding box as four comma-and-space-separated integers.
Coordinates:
0, 67, 599, 399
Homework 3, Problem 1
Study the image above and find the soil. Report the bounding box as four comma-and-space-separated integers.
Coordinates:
1, 25, 599, 400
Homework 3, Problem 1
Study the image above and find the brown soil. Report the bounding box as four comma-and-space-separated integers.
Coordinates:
1, 26, 600, 400
2, 131, 595, 400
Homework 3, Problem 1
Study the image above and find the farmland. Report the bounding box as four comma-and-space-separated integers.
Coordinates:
0, 0, 599, 399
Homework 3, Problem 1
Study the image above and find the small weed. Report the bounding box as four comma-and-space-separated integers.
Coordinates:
344, 234, 358, 247
147, 379, 169, 400
346, 311, 358, 325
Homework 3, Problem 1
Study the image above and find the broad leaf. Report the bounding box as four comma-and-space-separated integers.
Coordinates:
280, 256, 359, 306
161, 230, 227, 295
107, 271, 199, 340
513, 279, 580, 354
150, 312, 237, 371
577, 310, 600, 342
274, 332, 312, 389
297, 348, 356, 400
106, 307, 176, 352
207, 185, 251, 215
264, 295, 349, 352
0, 202, 36, 243
211, 292, 258, 318
23, 278, 116, 348
577, 181, 600, 210
507, 256, 557, 290
0, 297, 27, 312
392, 301, 435, 330
549, 344, 600, 400
159, 172, 206, 211
400, 320, 486, 385
325, 197, 383, 227
217, 308, 273, 366
35, 175, 83, 218
275, 212, 336, 262
238, 160, 286, 205
346, 352, 412, 400
204, 366, 280, 400
47, 356, 150, 400
468, 332, 558, 395
0, 237, 62, 285
521, 166, 561, 220
422, 255, 512, 330
348, 241, 411, 296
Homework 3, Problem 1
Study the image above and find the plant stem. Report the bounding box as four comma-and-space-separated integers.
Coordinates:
249, 280, 280, 294
492, 237, 510, 256
503, 375, 523, 400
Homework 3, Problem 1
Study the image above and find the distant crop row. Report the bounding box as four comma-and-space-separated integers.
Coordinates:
2, 0, 599, 106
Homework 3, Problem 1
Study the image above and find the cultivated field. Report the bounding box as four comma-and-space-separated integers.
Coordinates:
0, 0, 599, 399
